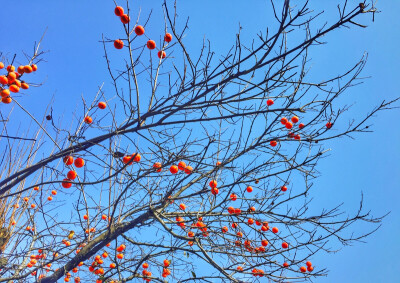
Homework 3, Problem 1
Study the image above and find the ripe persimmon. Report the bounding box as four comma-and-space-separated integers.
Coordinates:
64, 156, 74, 165
307, 266, 314, 272
84, 116, 93, 124
47, 196, 53, 201
110, 263, 116, 268
0, 76, 8, 85
74, 158, 85, 168
31, 64, 38, 71
142, 262, 149, 269
170, 165, 178, 174
101, 214, 107, 220
294, 134, 301, 140
153, 162, 162, 172
178, 161, 186, 170
282, 242, 288, 249
230, 193, 237, 201
326, 122, 333, 129
283, 262, 289, 267
184, 165, 192, 174
51, 190, 57, 195
83, 215, 88, 220
270, 140, 277, 147
132, 153, 141, 162
281, 117, 288, 125
98, 101, 106, 109
67, 170, 77, 180
31, 204, 36, 209
9, 85, 20, 93
281, 186, 287, 192
246, 186, 253, 193
222, 226, 228, 233
266, 99, 274, 106
216, 161, 222, 166
62, 178, 72, 189
114, 6, 124, 16
163, 259, 170, 267
248, 218, 254, 225
34, 186, 39, 191
291, 116, 299, 123
179, 203, 186, 210
272, 227, 278, 233
114, 39, 124, 49
135, 25, 145, 35
147, 40, 156, 50
211, 187, 219, 195
17, 66, 25, 74
164, 33, 173, 42
299, 123, 305, 129
300, 266, 307, 273
120, 14, 130, 24
261, 240, 268, 246
158, 51, 166, 59
7, 65, 15, 72
122, 155, 133, 165
209, 180, 217, 188
24, 65, 33, 73
1, 89, 9, 97
0, 62, 3, 69
285, 122, 293, 129
21, 82, 29, 89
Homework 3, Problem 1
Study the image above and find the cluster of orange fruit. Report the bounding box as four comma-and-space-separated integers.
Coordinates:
113, 5, 172, 59
0, 62, 37, 104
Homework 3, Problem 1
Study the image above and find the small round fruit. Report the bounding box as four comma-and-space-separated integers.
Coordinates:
270, 140, 277, 147
64, 156, 74, 165
291, 116, 299, 123
84, 116, 93, 124
179, 203, 186, 210
246, 186, 253, 193
9, 85, 20, 93
21, 82, 29, 89
47, 196, 53, 201
211, 187, 219, 195
184, 165, 193, 174
209, 180, 217, 188
326, 122, 333, 129
51, 190, 57, 195
272, 227, 278, 233
267, 99, 274, 106
135, 25, 145, 35
300, 266, 307, 273
283, 262, 289, 268
114, 39, 124, 49
0, 76, 8, 85
282, 242, 288, 249
281, 186, 287, 192
307, 266, 314, 272
24, 65, 33, 73
306, 261, 312, 267
120, 14, 130, 24
178, 161, 186, 170
153, 162, 162, 172
158, 51, 166, 59
0, 62, 3, 69
98, 102, 106, 109
147, 40, 156, 50
164, 33, 173, 42
67, 170, 77, 180
132, 153, 141, 162
74, 158, 85, 168
31, 64, 38, 71
299, 123, 305, 129
261, 240, 268, 246
2, 96, 11, 104
170, 165, 179, 174
285, 122, 293, 129
62, 178, 72, 189
281, 117, 288, 125
114, 6, 124, 16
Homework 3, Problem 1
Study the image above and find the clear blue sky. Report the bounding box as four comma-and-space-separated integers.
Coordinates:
1, 1, 400, 282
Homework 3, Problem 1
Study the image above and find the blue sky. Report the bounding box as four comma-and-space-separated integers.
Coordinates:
1, 0, 400, 282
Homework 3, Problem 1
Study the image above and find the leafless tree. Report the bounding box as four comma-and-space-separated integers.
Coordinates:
0, 1, 396, 283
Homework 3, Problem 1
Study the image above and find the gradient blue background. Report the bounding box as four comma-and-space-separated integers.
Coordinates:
1, 1, 399, 282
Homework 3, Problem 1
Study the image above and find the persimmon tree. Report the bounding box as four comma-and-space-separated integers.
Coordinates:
0, 1, 396, 282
